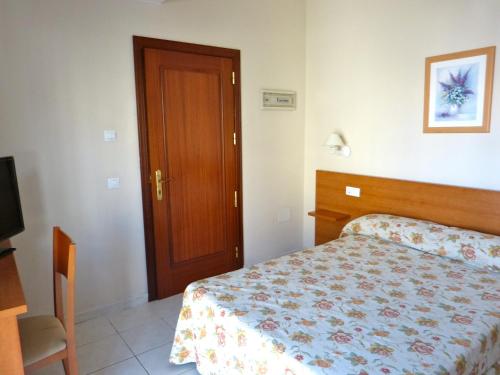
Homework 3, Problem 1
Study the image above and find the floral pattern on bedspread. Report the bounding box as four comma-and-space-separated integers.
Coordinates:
342, 214, 500, 272
170, 235, 500, 375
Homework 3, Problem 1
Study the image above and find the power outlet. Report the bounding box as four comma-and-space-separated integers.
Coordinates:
277, 207, 291, 223
346, 186, 361, 198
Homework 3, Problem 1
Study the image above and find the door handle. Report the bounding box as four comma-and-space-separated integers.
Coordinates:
155, 169, 164, 201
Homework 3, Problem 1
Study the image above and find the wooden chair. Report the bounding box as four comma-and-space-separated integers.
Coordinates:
18, 227, 78, 374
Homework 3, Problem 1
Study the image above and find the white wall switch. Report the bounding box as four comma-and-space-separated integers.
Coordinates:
107, 177, 120, 189
277, 207, 291, 223
104, 130, 117, 142
346, 186, 361, 197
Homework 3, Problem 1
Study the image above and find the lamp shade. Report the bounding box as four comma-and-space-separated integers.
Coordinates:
325, 133, 344, 147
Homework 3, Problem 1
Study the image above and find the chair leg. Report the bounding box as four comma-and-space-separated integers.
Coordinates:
62, 358, 69, 374
62, 344, 78, 375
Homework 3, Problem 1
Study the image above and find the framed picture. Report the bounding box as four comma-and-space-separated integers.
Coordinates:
423, 46, 495, 133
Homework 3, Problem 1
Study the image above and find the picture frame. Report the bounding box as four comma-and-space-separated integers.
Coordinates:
423, 46, 495, 133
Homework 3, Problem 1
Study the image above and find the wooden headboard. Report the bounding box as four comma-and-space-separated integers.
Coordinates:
310, 170, 500, 245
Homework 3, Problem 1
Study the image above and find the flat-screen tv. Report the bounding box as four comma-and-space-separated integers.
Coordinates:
0, 156, 24, 247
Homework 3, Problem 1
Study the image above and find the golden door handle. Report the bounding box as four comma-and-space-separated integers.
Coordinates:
155, 169, 164, 201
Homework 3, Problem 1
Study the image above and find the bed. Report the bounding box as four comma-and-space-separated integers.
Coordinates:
170, 214, 500, 375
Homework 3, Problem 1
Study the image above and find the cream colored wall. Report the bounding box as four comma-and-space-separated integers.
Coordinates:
0, 0, 305, 316
304, 0, 500, 246
6, 0, 499, 316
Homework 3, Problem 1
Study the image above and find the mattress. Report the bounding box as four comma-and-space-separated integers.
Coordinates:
170, 233, 500, 374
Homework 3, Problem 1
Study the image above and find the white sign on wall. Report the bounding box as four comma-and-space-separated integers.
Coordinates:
261, 90, 296, 110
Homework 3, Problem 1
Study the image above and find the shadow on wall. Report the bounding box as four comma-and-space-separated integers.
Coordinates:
11, 151, 53, 317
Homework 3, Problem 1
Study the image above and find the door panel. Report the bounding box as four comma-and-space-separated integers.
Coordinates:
139, 43, 242, 298
163, 68, 226, 264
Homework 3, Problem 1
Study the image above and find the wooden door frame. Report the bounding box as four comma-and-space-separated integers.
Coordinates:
133, 36, 244, 301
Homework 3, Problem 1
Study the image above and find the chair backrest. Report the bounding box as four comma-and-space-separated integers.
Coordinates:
52, 227, 76, 342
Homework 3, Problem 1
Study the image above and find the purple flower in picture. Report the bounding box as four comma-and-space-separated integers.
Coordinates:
439, 68, 474, 107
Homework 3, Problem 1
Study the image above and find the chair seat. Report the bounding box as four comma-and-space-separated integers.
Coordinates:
18, 315, 67, 366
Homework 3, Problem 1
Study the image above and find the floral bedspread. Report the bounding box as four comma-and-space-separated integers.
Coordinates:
170, 234, 500, 375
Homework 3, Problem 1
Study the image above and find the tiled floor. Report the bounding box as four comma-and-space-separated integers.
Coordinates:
32, 294, 199, 375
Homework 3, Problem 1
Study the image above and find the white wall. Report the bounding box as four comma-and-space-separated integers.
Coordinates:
304, 0, 500, 246
0, 0, 305, 316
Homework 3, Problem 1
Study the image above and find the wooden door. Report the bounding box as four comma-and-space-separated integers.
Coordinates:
134, 37, 243, 299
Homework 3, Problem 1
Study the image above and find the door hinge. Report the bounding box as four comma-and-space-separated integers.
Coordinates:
234, 190, 238, 207
233, 132, 236, 145
235, 246, 239, 259
232, 72, 235, 85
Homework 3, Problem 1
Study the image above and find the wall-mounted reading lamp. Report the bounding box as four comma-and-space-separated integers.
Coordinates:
324, 133, 351, 157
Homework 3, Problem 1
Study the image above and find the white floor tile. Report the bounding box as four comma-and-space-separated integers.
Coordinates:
149, 294, 183, 314
150, 301, 182, 329
149, 294, 184, 327
76, 316, 117, 347
77, 334, 133, 374
108, 303, 158, 332
31, 361, 65, 375
137, 343, 197, 375
120, 318, 175, 355
181, 370, 201, 375
165, 293, 184, 307
90, 358, 148, 375
161, 310, 181, 331
32, 297, 192, 375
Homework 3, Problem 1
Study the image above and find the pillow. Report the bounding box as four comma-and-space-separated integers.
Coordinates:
341, 214, 500, 271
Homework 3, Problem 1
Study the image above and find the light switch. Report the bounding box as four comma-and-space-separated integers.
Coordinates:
104, 130, 117, 142
107, 177, 120, 189
346, 186, 361, 197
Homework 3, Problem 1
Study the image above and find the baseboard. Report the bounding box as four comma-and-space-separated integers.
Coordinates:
76, 292, 149, 323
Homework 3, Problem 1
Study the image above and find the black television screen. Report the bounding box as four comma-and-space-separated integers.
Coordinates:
0, 156, 24, 242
